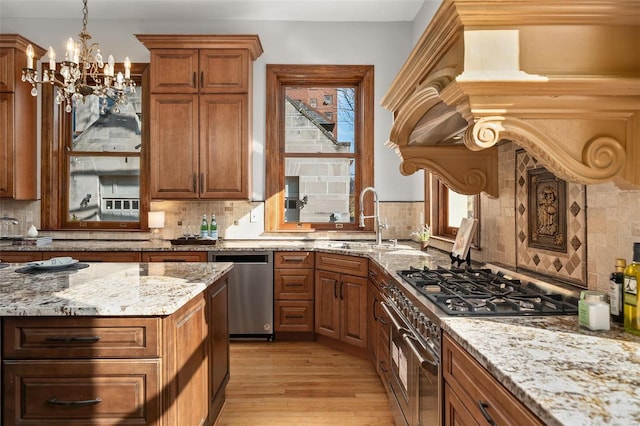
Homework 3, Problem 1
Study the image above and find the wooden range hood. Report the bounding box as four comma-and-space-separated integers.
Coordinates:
381, 0, 640, 197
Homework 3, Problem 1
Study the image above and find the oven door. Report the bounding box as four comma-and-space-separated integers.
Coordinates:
383, 301, 441, 426
385, 302, 415, 426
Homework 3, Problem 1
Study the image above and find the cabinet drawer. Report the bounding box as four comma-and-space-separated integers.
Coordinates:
3, 359, 161, 425
315, 252, 368, 277
43, 251, 142, 262
142, 251, 207, 262
275, 251, 314, 268
0, 251, 43, 262
3, 317, 161, 359
275, 269, 314, 300
275, 301, 314, 332
443, 334, 543, 426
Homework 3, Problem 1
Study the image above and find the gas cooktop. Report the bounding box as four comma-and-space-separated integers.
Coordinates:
397, 265, 578, 316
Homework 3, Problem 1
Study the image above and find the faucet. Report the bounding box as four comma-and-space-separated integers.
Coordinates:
359, 187, 387, 245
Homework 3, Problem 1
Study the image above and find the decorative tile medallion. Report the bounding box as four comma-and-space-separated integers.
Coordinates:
515, 150, 587, 286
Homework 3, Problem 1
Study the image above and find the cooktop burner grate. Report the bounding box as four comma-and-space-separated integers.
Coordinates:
397, 266, 578, 316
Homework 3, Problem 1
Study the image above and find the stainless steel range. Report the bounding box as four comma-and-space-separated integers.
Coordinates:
397, 265, 578, 317
383, 263, 578, 426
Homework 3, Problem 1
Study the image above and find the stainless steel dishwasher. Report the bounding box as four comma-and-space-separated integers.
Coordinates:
208, 251, 274, 340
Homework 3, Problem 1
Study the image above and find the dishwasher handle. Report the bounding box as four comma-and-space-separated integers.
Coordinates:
209, 254, 271, 263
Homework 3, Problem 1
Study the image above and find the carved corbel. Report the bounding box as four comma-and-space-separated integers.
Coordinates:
395, 145, 498, 197
463, 116, 626, 184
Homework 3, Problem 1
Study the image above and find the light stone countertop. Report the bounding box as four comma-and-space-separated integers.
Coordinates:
0, 262, 233, 316
3, 239, 639, 424
442, 316, 640, 426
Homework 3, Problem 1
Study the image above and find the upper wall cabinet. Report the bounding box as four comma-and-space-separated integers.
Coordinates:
0, 35, 45, 200
382, 0, 640, 196
136, 35, 263, 200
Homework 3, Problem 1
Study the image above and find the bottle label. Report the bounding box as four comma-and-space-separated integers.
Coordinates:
624, 275, 638, 306
610, 280, 621, 315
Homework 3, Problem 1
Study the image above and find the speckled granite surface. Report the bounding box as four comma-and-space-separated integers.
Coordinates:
442, 316, 640, 426
3, 239, 639, 424
0, 262, 232, 316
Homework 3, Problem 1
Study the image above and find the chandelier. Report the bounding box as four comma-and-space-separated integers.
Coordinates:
21, 0, 135, 113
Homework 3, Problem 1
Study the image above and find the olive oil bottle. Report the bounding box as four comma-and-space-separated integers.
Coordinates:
610, 258, 626, 324
623, 243, 640, 335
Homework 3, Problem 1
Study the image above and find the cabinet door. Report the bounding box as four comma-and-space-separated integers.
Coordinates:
150, 94, 199, 199
200, 49, 249, 93
0, 48, 15, 91
341, 274, 368, 348
0, 93, 14, 197
315, 270, 341, 340
444, 383, 479, 426
367, 280, 379, 360
168, 294, 208, 426
208, 275, 229, 399
149, 49, 198, 93
199, 94, 248, 199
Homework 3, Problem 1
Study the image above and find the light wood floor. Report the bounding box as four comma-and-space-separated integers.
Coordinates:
215, 340, 395, 425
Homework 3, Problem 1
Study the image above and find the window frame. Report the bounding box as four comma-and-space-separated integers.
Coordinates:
425, 173, 480, 246
41, 63, 149, 230
265, 64, 374, 232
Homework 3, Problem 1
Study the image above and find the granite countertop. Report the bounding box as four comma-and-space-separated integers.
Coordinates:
442, 316, 640, 426
0, 261, 233, 316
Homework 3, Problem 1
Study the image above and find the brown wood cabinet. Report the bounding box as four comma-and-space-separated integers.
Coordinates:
315, 253, 368, 349
2, 273, 230, 426
42, 251, 142, 262
443, 333, 544, 426
137, 35, 263, 200
274, 251, 315, 334
0, 251, 43, 262
367, 261, 391, 387
142, 251, 207, 262
0, 35, 45, 200
207, 273, 230, 422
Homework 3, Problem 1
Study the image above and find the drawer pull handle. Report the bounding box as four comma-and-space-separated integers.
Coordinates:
45, 336, 101, 343
379, 317, 388, 326
285, 315, 304, 319
379, 360, 388, 373
286, 283, 304, 287
47, 397, 102, 406
282, 256, 306, 262
478, 401, 496, 426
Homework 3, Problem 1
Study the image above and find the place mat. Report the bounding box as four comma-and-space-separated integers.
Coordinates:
14, 263, 90, 275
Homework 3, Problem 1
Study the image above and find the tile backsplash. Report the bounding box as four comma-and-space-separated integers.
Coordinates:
0, 199, 425, 242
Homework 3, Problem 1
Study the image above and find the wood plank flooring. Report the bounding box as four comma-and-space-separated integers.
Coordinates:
215, 340, 395, 425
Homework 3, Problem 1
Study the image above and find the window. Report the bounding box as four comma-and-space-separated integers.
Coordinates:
41, 63, 148, 230
265, 65, 374, 232
426, 174, 480, 244
310, 98, 317, 108
323, 94, 333, 105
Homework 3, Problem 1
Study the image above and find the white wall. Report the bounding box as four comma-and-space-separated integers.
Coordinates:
1, 16, 427, 202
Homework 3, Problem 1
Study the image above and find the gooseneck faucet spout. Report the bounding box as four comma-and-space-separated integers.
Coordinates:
359, 186, 386, 245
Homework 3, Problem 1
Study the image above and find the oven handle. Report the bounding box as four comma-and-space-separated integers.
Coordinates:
380, 302, 408, 335
381, 301, 439, 375
402, 333, 439, 375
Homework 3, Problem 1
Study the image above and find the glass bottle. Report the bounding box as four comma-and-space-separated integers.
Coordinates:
200, 214, 209, 238
610, 258, 626, 324
209, 214, 218, 240
623, 243, 640, 335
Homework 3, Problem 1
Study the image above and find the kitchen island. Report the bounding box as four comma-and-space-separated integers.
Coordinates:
0, 261, 233, 425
